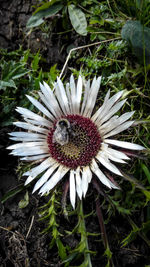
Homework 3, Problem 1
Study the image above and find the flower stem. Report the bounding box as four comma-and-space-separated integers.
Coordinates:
78, 200, 92, 267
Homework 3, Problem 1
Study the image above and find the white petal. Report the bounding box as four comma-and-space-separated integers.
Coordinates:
99, 111, 135, 135
106, 147, 130, 160
40, 82, 62, 117
32, 162, 59, 193
75, 167, 82, 199
103, 121, 134, 139
10, 145, 49, 156
98, 99, 127, 126
69, 74, 76, 113
13, 122, 49, 134
91, 159, 112, 188
7, 141, 47, 150
55, 77, 70, 114
69, 170, 76, 209
81, 166, 92, 197
66, 82, 73, 113
81, 79, 90, 115
84, 166, 92, 183
16, 107, 51, 128
96, 153, 123, 176
75, 75, 83, 114
81, 169, 89, 197
39, 165, 69, 195
24, 118, 52, 128
104, 139, 145, 150
26, 95, 54, 121
9, 132, 46, 142
38, 92, 57, 118
83, 76, 101, 117
21, 154, 49, 161
105, 153, 126, 163
24, 157, 54, 184
92, 90, 123, 122
100, 143, 127, 163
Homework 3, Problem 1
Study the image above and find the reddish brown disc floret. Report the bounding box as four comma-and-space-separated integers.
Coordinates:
47, 115, 101, 169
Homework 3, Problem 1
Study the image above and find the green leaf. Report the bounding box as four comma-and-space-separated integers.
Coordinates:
31, 51, 41, 71
33, 0, 61, 14
0, 80, 17, 90
1, 185, 25, 203
68, 5, 87, 36
141, 163, 150, 184
121, 226, 139, 247
2, 62, 27, 80
26, 3, 63, 28
121, 20, 150, 65
18, 191, 29, 208
56, 239, 67, 260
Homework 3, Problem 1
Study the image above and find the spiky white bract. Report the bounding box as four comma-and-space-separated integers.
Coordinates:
7, 75, 145, 209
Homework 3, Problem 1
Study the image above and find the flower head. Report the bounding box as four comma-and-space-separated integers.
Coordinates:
8, 75, 145, 208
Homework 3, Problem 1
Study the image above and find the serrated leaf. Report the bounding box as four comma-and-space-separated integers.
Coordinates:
121, 20, 150, 65
26, 3, 63, 28
68, 5, 87, 36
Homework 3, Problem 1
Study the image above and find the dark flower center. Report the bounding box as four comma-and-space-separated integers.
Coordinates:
47, 115, 101, 169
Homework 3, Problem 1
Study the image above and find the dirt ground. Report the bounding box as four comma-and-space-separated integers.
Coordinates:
0, 0, 150, 266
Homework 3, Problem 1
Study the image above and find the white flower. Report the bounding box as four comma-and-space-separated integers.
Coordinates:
7, 75, 145, 209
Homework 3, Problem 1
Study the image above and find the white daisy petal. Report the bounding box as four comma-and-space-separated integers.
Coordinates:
69, 170, 76, 209
9, 132, 46, 142
98, 99, 127, 126
7, 141, 47, 150
26, 95, 54, 121
81, 169, 88, 197
83, 77, 102, 117
39, 165, 69, 195
16, 107, 50, 128
24, 118, 52, 128
75, 167, 82, 199
13, 122, 49, 134
84, 166, 92, 183
24, 157, 55, 184
96, 153, 123, 176
81, 166, 92, 197
99, 115, 119, 134
55, 77, 70, 114
33, 162, 59, 193
104, 139, 145, 150
66, 82, 72, 113
106, 147, 130, 160
103, 120, 134, 139
100, 111, 135, 135
81, 79, 90, 114
70, 74, 76, 113
21, 154, 50, 161
40, 82, 62, 117
105, 153, 126, 164
91, 159, 113, 188
76, 75, 83, 114
10, 146, 49, 157
38, 92, 57, 118
92, 90, 124, 122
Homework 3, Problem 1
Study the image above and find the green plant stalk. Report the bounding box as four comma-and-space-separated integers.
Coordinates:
78, 200, 92, 267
